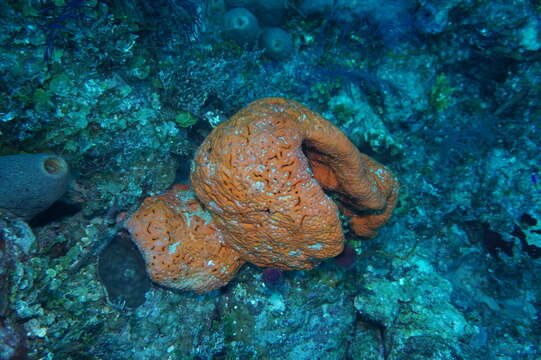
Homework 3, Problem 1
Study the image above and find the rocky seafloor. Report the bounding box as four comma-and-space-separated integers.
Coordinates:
0, 0, 540, 359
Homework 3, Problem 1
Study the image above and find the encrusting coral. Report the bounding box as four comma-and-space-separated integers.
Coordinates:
126, 98, 399, 293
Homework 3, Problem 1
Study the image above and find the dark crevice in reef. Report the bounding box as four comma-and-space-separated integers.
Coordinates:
28, 201, 82, 228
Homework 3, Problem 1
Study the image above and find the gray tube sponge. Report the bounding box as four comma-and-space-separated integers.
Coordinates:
260, 27, 293, 60
0, 153, 69, 220
224, 7, 260, 46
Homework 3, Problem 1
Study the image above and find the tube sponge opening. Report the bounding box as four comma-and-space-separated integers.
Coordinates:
0, 153, 69, 220
224, 7, 260, 46
260, 27, 293, 60
43, 156, 68, 176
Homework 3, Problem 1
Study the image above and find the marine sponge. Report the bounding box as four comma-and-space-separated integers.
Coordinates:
125, 185, 245, 293
259, 27, 293, 60
127, 98, 399, 292
223, 7, 260, 46
0, 153, 69, 220
191, 98, 399, 269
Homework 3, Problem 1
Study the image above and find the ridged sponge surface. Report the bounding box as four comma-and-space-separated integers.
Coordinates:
0, 153, 69, 219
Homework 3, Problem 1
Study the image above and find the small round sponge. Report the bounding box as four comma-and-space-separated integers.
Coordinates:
224, 7, 260, 46
260, 27, 293, 60
0, 153, 69, 220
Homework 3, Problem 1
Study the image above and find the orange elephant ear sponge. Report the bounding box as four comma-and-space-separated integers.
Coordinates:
125, 185, 245, 294
191, 97, 399, 270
